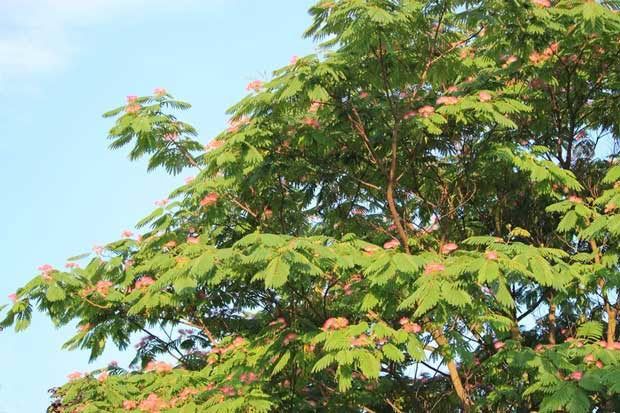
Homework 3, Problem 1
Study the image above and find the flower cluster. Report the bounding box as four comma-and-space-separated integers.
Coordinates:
321, 317, 349, 331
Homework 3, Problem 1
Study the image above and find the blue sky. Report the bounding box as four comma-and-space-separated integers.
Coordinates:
0, 1, 316, 411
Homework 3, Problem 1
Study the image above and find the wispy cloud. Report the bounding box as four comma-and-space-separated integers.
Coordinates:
0, 0, 198, 80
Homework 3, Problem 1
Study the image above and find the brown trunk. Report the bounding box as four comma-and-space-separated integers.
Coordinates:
433, 330, 472, 411
607, 307, 617, 346
548, 301, 556, 345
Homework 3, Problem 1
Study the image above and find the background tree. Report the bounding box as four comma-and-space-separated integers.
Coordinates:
3, 0, 620, 412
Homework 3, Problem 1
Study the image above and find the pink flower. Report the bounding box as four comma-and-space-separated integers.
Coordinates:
227, 116, 249, 133
135, 276, 155, 289
125, 103, 141, 114
532, 0, 551, 7
163, 133, 178, 142
123, 400, 137, 409
436, 96, 459, 105
108, 360, 118, 368
126, 95, 138, 103
568, 196, 583, 203
200, 193, 219, 207
96, 280, 113, 296
584, 354, 595, 364
165, 240, 177, 248
38, 264, 53, 273
529, 52, 543, 64
568, 371, 583, 381
154, 198, 169, 207
138, 393, 166, 412
404, 322, 422, 333
93, 245, 104, 255
8, 293, 17, 303
399, 317, 410, 326
204, 139, 224, 150
187, 236, 199, 245
302, 117, 320, 129
67, 371, 83, 381
485, 251, 498, 261
269, 317, 287, 328
121, 229, 134, 238
184, 176, 195, 184
359, 91, 369, 99
153, 87, 167, 97
493, 341, 505, 350
322, 317, 349, 331
246, 80, 264, 92
440, 243, 458, 254
479, 91, 492, 102
351, 334, 370, 347
424, 262, 445, 274
417, 105, 435, 118
65, 262, 79, 269
290, 55, 299, 64
383, 239, 400, 249
403, 110, 417, 120
283, 333, 297, 345
446, 86, 459, 93
308, 101, 322, 113
97, 371, 108, 382
506, 56, 518, 64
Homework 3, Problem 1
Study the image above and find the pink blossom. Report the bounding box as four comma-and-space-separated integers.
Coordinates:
123, 400, 137, 409
153, 87, 167, 97
479, 91, 492, 102
308, 101, 322, 113
125, 103, 141, 114
65, 262, 79, 269
96, 280, 113, 295
38, 264, 53, 273
351, 334, 370, 347
108, 360, 118, 367
93, 245, 104, 255
506, 56, 518, 64
322, 317, 349, 331
302, 117, 320, 129
97, 371, 108, 382
596, 361, 603, 368
493, 341, 505, 350
446, 86, 459, 93
138, 393, 166, 412
424, 262, 445, 274
184, 176, 195, 184
440, 243, 458, 254
67, 371, 83, 381
283, 333, 297, 345
568, 196, 583, 203
200, 193, 219, 207
165, 240, 177, 248
568, 371, 583, 381
584, 354, 595, 363
403, 110, 417, 120
529, 52, 543, 64
187, 236, 199, 245
227, 116, 249, 133
417, 105, 435, 118
383, 239, 400, 249
269, 317, 287, 328
126, 95, 138, 103
145, 361, 173, 373
204, 139, 224, 150
485, 251, 498, 261
121, 229, 134, 238
246, 80, 264, 92
135, 276, 155, 289
436, 96, 459, 105
399, 317, 410, 326
154, 198, 169, 207
290, 55, 299, 64
404, 322, 422, 333
532, 0, 551, 7
359, 91, 369, 99
8, 293, 17, 303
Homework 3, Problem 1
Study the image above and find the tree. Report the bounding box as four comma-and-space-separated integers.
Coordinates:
3, 0, 620, 412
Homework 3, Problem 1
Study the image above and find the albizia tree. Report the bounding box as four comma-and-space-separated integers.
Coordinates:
3, 0, 620, 412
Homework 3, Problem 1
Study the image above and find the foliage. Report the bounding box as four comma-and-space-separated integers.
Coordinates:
4, 0, 620, 412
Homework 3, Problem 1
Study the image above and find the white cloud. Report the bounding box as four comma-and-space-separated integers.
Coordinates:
0, 0, 199, 80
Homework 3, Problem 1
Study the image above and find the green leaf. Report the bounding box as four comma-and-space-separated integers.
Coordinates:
46, 285, 66, 302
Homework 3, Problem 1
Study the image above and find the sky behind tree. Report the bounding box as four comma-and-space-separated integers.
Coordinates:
0, 2, 315, 411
